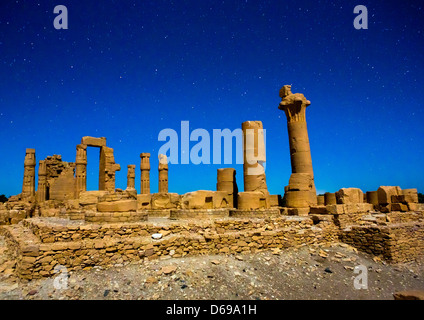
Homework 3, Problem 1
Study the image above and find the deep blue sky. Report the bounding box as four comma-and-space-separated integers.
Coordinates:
1, 0, 423, 197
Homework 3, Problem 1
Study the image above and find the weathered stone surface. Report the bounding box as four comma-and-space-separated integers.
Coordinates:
377, 186, 402, 205
237, 192, 268, 210
326, 203, 373, 215
310, 206, 328, 215
140, 153, 151, 194
22, 148, 36, 199
268, 195, 281, 207
242, 121, 268, 195
279, 85, 316, 209
49, 166, 76, 201
216, 168, 238, 208
366, 191, 379, 206
137, 194, 152, 209
158, 154, 169, 193
324, 192, 337, 205
126, 164, 136, 190
99, 146, 120, 192
81, 136, 106, 147
285, 190, 316, 208
151, 193, 180, 209
79, 191, 109, 206
390, 203, 408, 212
97, 200, 137, 212
181, 191, 231, 210
407, 203, 424, 211
335, 188, 364, 204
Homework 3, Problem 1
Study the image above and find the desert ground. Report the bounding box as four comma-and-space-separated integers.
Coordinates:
1, 235, 422, 300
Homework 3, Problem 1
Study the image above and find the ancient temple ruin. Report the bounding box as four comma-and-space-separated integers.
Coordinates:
0, 85, 423, 280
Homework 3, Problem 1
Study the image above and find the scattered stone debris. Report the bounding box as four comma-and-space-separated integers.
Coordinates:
1, 242, 423, 300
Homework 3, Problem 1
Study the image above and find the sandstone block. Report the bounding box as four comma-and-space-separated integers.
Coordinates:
268, 195, 281, 207
324, 192, 337, 205
317, 195, 325, 206
407, 203, 424, 211
287, 208, 310, 216
335, 188, 364, 204
151, 193, 180, 209
288, 173, 314, 191
390, 203, 408, 212
81, 136, 106, 147
97, 200, 137, 212
309, 206, 328, 214
79, 191, 109, 205
237, 192, 268, 210
181, 191, 232, 209
391, 194, 418, 204
285, 190, 316, 208
377, 186, 402, 205
137, 194, 152, 209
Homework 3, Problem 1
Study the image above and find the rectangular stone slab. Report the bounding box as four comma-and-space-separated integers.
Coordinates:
81, 136, 106, 147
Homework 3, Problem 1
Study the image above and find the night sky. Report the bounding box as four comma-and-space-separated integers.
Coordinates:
1, 0, 423, 197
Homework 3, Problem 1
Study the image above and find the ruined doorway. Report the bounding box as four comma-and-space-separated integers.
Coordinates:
86, 147, 100, 191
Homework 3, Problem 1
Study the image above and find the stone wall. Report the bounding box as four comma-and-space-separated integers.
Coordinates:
339, 222, 424, 263
0, 215, 338, 280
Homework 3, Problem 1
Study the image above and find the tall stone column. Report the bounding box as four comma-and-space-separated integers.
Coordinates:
75, 144, 87, 197
127, 165, 136, 189
140, 153, 151, 194
37, 160, 47, 202
278, 85, 317, 208
158, 154, 168, 193
22, 148, 36, 199
242, 121, 268, 195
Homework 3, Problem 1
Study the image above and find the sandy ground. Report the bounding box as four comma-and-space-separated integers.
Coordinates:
0, 235, 423, 300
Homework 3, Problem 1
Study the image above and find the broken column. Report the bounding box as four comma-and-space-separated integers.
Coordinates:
99, 146, 120, 192
278, 85, 317, 208
242, 121, 268, 195
158, 154, 168, 193
217, 168, 238, 208
324, 192, 337, 205
37, 160, 47, 203
22, 148, 36, 199
127, 165, 136, 189
140, 153, 151, 194
75, 144, 87, 197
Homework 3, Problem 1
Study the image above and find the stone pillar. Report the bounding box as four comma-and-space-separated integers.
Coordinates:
242, 121, 268, 195
75, 144, 87, 197
217, 168, 238, 208
22, 148, 36, 199
279, 85, 317, 208
317, 195, 325, 206
99, 146, 120, 192
158, 154, 168, 193
127, 165, 136, 189
140, 153, 151, 194
37, 160, 47, 202
324, 192, 337, 205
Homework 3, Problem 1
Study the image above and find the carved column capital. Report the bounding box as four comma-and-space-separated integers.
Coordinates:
278, 85, 311, 123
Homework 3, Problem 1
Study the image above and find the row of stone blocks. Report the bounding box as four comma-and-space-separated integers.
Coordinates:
0, 215, 338, 280
316, 186, 419, 212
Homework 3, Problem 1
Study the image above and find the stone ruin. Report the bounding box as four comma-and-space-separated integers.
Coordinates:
0, 85, 423, 280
